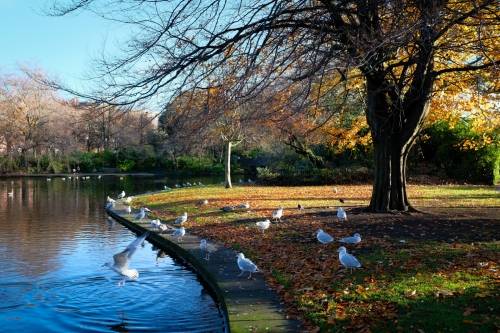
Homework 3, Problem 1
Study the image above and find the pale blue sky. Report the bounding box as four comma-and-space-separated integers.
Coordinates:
0, 1, 126, 90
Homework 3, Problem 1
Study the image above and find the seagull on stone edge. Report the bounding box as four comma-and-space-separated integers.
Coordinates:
256, 219, 271, 234
150, 219, 162, 229
337, 207, 347, 221
174, 212, 188, 225
118, 191, 126, 199
339, 233, 361, 244
316, 229, 334, 244
135, 207, 147, 220
104, 231, 150, 286
171, 227, 186, 241
272, 207, 283, 222
337, 246, 362, 273
200, 239, 216, 260
237, 253, 259, 279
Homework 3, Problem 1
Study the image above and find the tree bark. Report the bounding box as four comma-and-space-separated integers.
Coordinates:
365, 73, 432, 212
224, 140, 232, 189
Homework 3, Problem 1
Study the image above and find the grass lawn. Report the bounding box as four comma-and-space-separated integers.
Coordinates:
134, 184, 499, 332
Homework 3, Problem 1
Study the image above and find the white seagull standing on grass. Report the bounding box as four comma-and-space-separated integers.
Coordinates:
316, 229, 334, 244
104, 232, 150, 286
337, 207, 347, 221
272, 207, 283, 222
175, 212, 188, 225
237, 253, 259, 279
339, 233, 361, 244
337, 246, 361, 273
256, 219, 271, 233
237, 202, 250, 209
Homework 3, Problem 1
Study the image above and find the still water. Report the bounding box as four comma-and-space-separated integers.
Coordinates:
0, 176, 225, 332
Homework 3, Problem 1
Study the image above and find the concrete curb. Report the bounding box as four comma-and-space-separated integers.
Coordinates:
107, 200, 302, 333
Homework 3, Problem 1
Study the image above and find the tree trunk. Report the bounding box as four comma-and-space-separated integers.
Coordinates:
365, 72, 432, 212
224, 141, 232, 189
369, 137, 411, 212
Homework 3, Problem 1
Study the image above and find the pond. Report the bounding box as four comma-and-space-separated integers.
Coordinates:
0, 175, 226, 332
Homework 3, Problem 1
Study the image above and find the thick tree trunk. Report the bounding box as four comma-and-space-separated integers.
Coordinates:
369, 137, 411, 212
365, 73, 432, 212
224, 141, 232, 189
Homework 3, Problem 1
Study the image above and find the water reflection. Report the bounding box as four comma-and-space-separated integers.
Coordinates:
0, 176, 225, 332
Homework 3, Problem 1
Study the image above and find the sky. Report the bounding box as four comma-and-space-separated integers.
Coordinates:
0, 1, 127, 91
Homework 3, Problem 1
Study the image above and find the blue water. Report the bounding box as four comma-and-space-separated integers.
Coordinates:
0, 176, 225, 332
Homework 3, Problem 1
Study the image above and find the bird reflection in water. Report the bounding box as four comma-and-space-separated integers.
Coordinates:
156, 250, 167, 265
106, 217, 116, 229
110, 311, 129, 333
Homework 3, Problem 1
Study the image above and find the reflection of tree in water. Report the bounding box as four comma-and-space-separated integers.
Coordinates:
0, 178, 122, 277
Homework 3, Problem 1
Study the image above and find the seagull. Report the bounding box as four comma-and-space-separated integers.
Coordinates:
174, 212, 188, 225
337, 207, 347, 221
135, 207, 147, 220
143, 207, 152, 213
118, 191, 126, 199
221, 206, 235, 212
339, 233, 361, 244
198, 182, 204, 186
199, 199, 209, 205
125, 206, 132, 214
104, 232, 150, 285
164, 186, 171, 191
237, 202, 250, 209
272, 207, 283, 222
256, 219, 271, 233
62, 177, 66, 181
338, 246, 361, 273
47, 178, 51, 181
150, 219, 162, 229
98, 175, 102, 179
200, 239, 216, 260
175, 184, 180, 188
171, 227, 185, 241
316, 229, 334, 244
158, 223, 169, 233
237, 253, 259, 279
7, 189, 14, 197
107, 196, 116, 204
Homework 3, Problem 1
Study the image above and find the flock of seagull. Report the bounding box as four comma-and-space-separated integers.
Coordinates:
105, 184, 363, 282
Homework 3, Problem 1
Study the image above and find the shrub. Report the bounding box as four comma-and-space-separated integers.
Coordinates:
421, 120, 499, 184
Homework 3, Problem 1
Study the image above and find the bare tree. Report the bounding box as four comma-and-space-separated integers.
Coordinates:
50, 0, 499, 211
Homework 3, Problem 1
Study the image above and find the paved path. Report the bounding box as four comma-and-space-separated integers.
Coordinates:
107, 201, 302, 333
